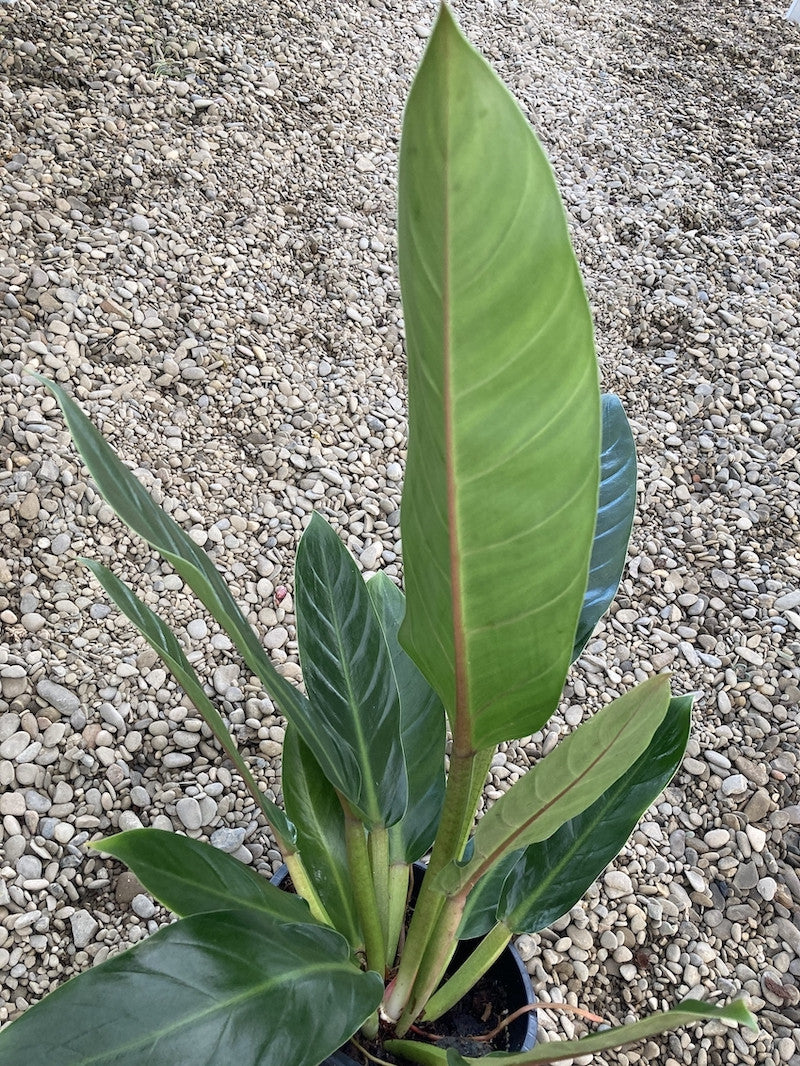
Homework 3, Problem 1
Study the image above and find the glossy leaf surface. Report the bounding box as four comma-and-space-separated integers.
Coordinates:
459, 695, 692, 938
367, 573, 446, 862
398, 6, 600, 750
83, 560, 295, 846
94, 828, 314, 924
439, 674, 671, 894
283, 724, 361, 947
387, 999, 756, 1064
0, 910, 383, 1066
295, 512, 407, 828
571, 394, 637, 662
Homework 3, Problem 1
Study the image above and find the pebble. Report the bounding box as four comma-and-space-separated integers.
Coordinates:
69, 910, 99, 949
210, 826, 246, 853
131, 894, 157, 920
2, 7, 798, 1066
35, 679, 80, 716
175, 797, 203, 831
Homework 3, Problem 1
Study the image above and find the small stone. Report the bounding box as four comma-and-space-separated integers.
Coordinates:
187, 618, 208, 640
720, 774, 748, 797
774, 916, 800, 956
744, 788, 773, 822
118, 810, 144, 832
176, 797, 203, 830
21, 613, 46, 633
210, 826, 246, 853
0, 792, 25, 816
17, 492, 40, 520
116, 871, 146, 904
0, 732, 29, 759
359, 540, 383, 570
774, 590, 800, 611
757, 877, 777, 901
746, 824, 767, 852
704, 829, 730, 849
130, 214, 150, 232
603, 870, 633, 899
264, 627, 288, 650
70, 909, 99, 948
733, 862, 759, 892
36, 679, 80, 716
131, 894, 156, 919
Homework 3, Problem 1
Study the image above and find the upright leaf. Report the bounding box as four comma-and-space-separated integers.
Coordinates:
367, 573, 446, 862
94, 828, 315, 924
0, 910, 384, 1066
282, 724, 362, 948
294, 513, 407, 829
398, 6, 600, 750
459, 695, 692, 938
572, 394, 637, 662
439, 674, 671, 894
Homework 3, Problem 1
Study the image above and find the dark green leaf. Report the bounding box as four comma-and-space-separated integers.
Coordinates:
295, 512, 407, 829
0, 910, 384, 1066
457, 850, 524, 940
93, 828, 314, 924
367, 573, 446, 862
398, 5, 600, 750
283, 724, 362, 948
572, 394, 637, 662
386, 998, 757, 1064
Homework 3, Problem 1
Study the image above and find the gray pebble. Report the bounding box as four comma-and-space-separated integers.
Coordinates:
70, 910, 99, 949
176, 797, 203, 830
131, 894, 156, 920
36, 679, 80, 716
210, 826, 246, 853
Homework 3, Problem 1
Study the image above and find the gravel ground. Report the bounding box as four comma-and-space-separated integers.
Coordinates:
1, 0, 799, 1062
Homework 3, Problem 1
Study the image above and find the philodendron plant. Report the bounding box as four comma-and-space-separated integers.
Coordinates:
1, 6, 755, 1065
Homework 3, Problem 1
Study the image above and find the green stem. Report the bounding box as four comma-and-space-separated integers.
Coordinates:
369, 827, 391, 947
386, 862, 411, 969
284, 852, 334, 927
343, 801, 386, 975
382, 746, 490, 1022
360, 1011, 380, 1041
421, 922, 512, 1022
394, 888, 467, 1035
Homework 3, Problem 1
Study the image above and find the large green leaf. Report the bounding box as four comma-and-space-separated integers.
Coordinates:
572, 394, 637, 662
367, 573, 446, 862
386, 999, 757, 1065
93, 828, 314, 924
459, 695, 692, 938
282, 724, 362, 948
35, 375, 365, 808
0, 910, 384, 1066
294, 513, 407, 829
397, 5, 600, 750
439, 674, 671, 895
83, 560, 295, 847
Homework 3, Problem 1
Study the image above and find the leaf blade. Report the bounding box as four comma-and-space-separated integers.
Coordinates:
294, 513, 407, 828
92, 828, 314, 924
282, 724, 362, 947
398, 6, 600, 749
441, 674, 672, 893
572, 394, 637, 662
0, 910, 384, 1066
367, 573, 446, 862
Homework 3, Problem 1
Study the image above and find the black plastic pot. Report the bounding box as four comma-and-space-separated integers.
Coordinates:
271, 863, 537, 1063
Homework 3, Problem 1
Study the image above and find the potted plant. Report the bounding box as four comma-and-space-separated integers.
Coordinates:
0, 6, 755, 1064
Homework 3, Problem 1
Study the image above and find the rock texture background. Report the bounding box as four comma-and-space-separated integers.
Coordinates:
1, 0, 799, 1063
